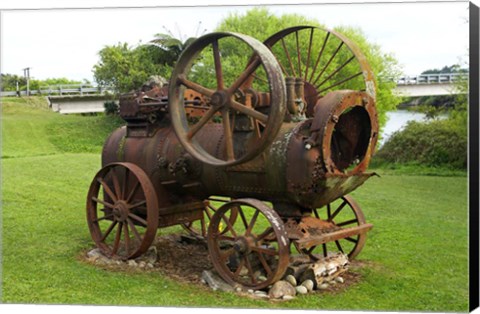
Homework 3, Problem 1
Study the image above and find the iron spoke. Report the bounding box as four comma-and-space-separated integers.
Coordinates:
128, 199, 147, 209
122, 167, 130, 200
309, 32, 330, 83
237, 207, 249, 231
97, 178, 117, 202
100, 220, 118, 242
244, 255, 257, 284
227, 56, 261, 95
123, 222, 130, 255
220, 212, 238, 237
335, 240, 344, 253
126, 181, 140, 204
256, 251, 273, 276
178, 75, 215, 98
281, 37, 297, 77
110, 167, 122, 201
345, 237, 358, 243
246, 210, 259, 236
222, 109, 235, 161
312, 41, 344, 86
111, 222, 122, 255
296, 30, 302, 78
315, 55, 356, 89
329, 200, 348, 221
256, 227, 274, 242
128, 213, 148, 227
92, 197, 114, 209
212, 39, 224, 90
336, 218, 358, 227
304, 28, 314, 81
94, 213, 114, 223
187, 107, 218, 140
230, 99, 268, 123
317, 71, 363, 95
127, 218, 142, 242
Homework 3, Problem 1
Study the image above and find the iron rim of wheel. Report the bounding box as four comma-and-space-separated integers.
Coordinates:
86, 162, 159, 260
207, 198, 290, 290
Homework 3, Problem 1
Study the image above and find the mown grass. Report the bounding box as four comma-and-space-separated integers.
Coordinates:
0, 97, 470, 311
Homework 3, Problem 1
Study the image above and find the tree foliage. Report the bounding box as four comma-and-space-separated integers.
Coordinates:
92, 43, 170, 94
1, 74, 82, 92
421, 64, 468, 74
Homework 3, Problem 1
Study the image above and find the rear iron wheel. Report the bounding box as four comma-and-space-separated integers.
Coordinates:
207, 198, 290, 290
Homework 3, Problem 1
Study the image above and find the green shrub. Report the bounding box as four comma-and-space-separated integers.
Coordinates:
104, 100, 119, 115
375, 120, 467, 169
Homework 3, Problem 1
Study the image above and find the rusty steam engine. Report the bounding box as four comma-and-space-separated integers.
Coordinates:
86, 26, 379, 289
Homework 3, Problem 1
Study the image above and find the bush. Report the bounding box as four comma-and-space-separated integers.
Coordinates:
104, 100, 119, 115
375, 120, 467, 169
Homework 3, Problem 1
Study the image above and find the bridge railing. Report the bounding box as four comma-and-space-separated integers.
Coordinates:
0, 84, 116, 97
396, 73, 468, 85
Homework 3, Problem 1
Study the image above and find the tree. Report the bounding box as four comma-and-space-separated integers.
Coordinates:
148, 33, 197, 66
209, 8, 402, 130
1, 73, 26, 91
92, 43, 168, 94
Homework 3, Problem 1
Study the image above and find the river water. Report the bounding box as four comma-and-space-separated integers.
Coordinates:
379, 110, 430, 147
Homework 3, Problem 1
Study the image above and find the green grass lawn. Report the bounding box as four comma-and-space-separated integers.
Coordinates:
0, 97, 469, 311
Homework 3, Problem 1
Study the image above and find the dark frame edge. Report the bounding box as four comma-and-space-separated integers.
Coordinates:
469, 1, 480, 312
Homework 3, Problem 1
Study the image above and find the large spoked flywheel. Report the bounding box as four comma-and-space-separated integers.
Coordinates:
169, 32, 286, 167
262, 26, 376, 116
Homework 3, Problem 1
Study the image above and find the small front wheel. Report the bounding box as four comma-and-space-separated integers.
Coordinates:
86, 162, 159, 260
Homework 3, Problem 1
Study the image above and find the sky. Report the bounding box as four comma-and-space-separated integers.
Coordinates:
0, 0, 471, 84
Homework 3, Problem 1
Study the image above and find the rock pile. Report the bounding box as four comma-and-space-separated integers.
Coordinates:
84, 235, 352, 301
201, 252, 350, 300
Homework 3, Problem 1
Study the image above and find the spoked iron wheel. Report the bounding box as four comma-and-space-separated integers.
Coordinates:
169, 32, 286, 167
296, 195, 367, 260
181, 196, 238, 238
262, 26, 376, 116
207, 198, 290, 290
86, 162, 159, 260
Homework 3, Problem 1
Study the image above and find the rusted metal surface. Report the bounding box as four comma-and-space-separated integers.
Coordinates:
88, 27, 379, 287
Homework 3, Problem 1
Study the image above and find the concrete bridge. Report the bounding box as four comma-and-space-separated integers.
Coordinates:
393, 73, 467, 97
1, 74, 467, 114
47, 95, 114, 114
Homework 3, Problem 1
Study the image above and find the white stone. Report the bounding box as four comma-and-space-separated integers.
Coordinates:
127, 260, 137, 267
285, 274, 297, 287
268, 280, 296, 299
318, 283, 329, 290
282, 295, 295, 301
295, 285, 308, 295
301, 280, 314, 292
335, 276, 345, 284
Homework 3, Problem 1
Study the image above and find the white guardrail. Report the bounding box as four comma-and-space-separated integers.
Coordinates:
0, 84, 115, 97
396, 73, 467, 85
